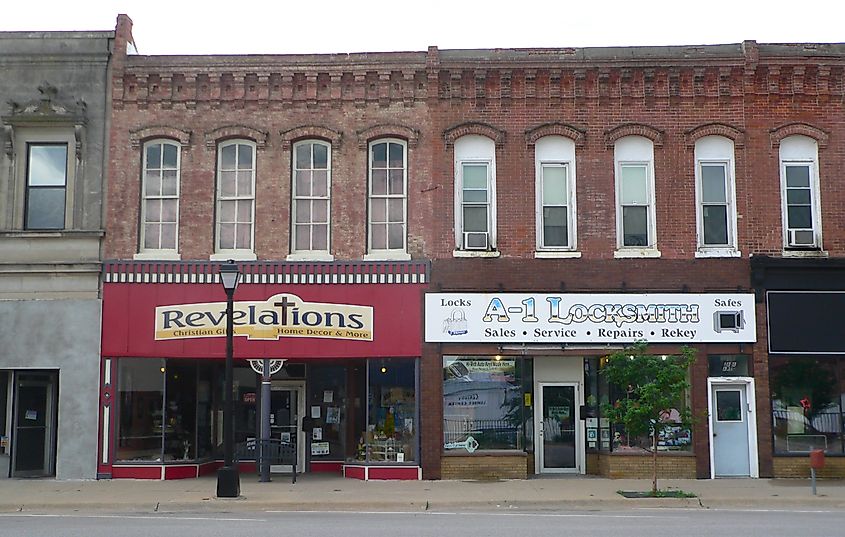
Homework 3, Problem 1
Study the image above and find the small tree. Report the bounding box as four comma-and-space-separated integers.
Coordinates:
601, 342, 696, 494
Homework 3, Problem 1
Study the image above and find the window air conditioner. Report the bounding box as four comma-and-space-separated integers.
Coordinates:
463, 232, 489, 250
787, 229, 816, 248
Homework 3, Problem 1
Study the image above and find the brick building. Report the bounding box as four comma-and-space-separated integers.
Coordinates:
99, 14, 845, 481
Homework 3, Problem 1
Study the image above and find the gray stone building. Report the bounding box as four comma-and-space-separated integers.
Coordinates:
0, 27, 115, 478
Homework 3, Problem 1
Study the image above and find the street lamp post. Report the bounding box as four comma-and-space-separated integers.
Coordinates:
217, 260, 241, 498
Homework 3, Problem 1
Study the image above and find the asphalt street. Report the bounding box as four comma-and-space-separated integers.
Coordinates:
1, 508, 844, 537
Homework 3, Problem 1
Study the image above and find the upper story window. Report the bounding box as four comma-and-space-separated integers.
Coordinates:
139, 140, 180, 255
454, 135, 496, 254
25, 143, 69, 230
367, 139, 408, 258
291, 140, 331, 258
535, 136, 577, 253
780, 135, 821, 249
215, 140, 255, 257
695, 136, 738, 255
614, 136, 657, 256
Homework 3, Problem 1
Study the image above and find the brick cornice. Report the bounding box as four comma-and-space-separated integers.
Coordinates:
524, 122, 586, 147
280, 125, 342, 150
769, 122, 829, 148
684, 123, 745, 148
604, 123, 664, 146
443, 121, 505, 147
356, 124, 420, 148
129, 126, 191, 149
203, 125, 268, 150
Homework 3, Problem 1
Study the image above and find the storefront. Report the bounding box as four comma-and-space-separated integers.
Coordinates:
98, 260, 427, 480
426, 292, 757, 479
752, 255, 845, 477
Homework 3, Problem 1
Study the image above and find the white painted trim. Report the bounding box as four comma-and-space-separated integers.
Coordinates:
535, 382, 583, 475
134, 251, 182, 261
613, 248, 661, 259
534, 251, 582, 259
707, 377, 759, 479
285, 252, 335, 262
695, 249, 742, 258
210, 251, 257, 261
363, 252, 412, 261
452, 249, 500, 258
101, 405, 110, 465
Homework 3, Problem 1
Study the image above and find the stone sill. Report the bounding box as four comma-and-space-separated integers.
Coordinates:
0, 230, 104, 239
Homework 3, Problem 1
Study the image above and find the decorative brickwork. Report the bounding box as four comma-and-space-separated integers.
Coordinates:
280, 125, 343, 150
128, 125, 191, 148
604, 123, 664, 146
356, 124, 420, 148
684, 123, 745, 147
443, 121, 505, 147
524, 122, 587, 147
203, 125, 268, 150
769, 122, 829, 148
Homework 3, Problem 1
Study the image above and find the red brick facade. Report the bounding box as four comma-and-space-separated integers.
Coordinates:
106, 15, 845, 479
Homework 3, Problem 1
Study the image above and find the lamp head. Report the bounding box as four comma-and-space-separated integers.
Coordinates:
219, 260, 240, 291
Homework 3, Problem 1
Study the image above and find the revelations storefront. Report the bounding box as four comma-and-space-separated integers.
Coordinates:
98, 260, 428, 480
426, 292, 758, 480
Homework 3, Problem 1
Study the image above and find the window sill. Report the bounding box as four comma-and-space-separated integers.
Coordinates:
363, 251, 411, 261
695, 248, 741, 258
134, 251, 182, 261
613, 248, 661, 259
452, 250, 500, 258
534, 250, 582, 259
210, 251, 257, 261
781, 249, 828, 258
286, 252, 335, 262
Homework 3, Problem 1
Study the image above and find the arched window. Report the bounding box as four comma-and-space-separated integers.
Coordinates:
139, 139, 181, 257
614, 136, 658, 256
291, 140, 331, 257
454, 135, 496, 252
367, 138, 408, 257
695, 136, 738, 255
535, 136, 577, 252
780, 135, 821, 249
215, 140, 255, 257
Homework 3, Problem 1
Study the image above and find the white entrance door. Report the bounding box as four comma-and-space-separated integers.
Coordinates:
269, 382, 305, 473
537, 383, 580, 473
711, 385, 751, 477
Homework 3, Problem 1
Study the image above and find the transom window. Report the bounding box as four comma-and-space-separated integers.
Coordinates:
368, 139, 407, 253
140, 140, 180, 252
292, 140, 331, 253
25, 143, 68, 230
215, 141, 255, 253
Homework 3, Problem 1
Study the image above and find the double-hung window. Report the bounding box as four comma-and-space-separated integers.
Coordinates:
454, 135, 496, 253
368, 139, 407, 257
25, 143, 68, 230
535, 136, 577, 253
291, 140, 331, 258
215, 140, 255, 257
695, 136, 737, 255
780, 135, 821, 249
614, 136, 657, 255
139, 140, 180, 256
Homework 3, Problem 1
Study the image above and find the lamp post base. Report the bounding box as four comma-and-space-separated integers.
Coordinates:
216, 466, 241, 498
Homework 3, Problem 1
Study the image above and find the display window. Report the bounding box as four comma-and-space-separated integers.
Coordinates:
771, 356, 843, 454
361, 358, 417, 463
442, 356, 531, 452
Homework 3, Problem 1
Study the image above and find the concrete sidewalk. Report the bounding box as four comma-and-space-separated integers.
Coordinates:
1, 474, 844, 513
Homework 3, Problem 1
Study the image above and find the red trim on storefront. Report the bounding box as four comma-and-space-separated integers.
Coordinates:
111, 466, 164, 479
164, 465, 199, 480
342, 464, 421, 480
310, 461, 343, 473
198, 461, 221, 476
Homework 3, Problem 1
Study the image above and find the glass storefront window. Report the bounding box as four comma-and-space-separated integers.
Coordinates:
232, 367, 257, 448
117, 359, 165, 462
771, 357, 843, 454
164, 362, 197, 461
365, 358, 416, 463
443, 356, 526, 451
307, 364, 348, 462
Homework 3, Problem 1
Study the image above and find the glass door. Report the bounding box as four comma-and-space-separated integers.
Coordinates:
11, 372, 57, 477
538, 383, 579, 473
270, 384, 302, 472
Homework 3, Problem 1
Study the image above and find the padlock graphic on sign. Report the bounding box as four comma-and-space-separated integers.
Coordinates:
443, 308, 468, 336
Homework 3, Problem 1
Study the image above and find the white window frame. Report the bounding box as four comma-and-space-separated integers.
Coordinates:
211, 139, 256, 261
694, 136, 739, 258
365, 138, 410, 261
288, 139, 333, 261
779, 135, 822, 253
534, 136, 579, 258
135, 139, 181, 260
454, 135, 498, 257
614, 136, 659, 258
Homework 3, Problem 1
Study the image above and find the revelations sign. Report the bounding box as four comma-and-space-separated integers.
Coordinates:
155, 293, 373, 341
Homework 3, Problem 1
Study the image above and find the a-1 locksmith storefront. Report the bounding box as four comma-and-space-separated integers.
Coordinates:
97, 260, 428, 480
425, 292, 758, 480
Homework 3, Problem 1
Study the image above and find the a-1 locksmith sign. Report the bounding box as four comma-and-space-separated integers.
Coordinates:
425, 293, 756, 343
155, 293, 373, 341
